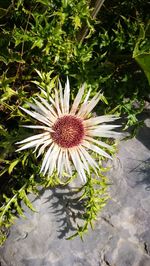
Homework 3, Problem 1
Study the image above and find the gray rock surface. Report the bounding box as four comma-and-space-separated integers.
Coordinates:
0, 115, 150, 266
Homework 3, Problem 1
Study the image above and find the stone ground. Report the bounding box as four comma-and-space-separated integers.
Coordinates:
0, 114, 150, 266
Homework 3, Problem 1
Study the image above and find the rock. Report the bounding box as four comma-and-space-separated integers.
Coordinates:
0, 114, 150, 266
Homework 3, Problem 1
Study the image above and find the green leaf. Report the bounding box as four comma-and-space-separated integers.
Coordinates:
31, 39, 44, 49
72, 15, 82, 30
0, 194, 17, 225
100, 94, 108, 105
8, 159, 20, 175
134, 53, 150, 85
0, 56, 8, 64
35, 0, 50, 5
0, 168, 8, 177
133, 22, 150, 85
14, 201, 25, 217
1, 86, 17, 102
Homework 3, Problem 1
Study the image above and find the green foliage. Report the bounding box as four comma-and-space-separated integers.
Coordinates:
133, 22, 150, 85
0, 0, 149, 244
0, 156, 39, 245
67, 169, 110, 240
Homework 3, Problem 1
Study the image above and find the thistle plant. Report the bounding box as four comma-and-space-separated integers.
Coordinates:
16, 78, 121, 183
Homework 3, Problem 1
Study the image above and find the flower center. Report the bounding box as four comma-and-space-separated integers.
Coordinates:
51, 115, 84, 148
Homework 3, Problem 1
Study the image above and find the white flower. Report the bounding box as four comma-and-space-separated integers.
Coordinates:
16, 78, 121, 183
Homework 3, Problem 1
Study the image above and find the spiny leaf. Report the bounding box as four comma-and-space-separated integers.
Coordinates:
1, 87, 17, 102
20, 190, 37, 212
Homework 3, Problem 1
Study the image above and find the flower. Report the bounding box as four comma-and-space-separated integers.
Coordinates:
16, 78, 121, 183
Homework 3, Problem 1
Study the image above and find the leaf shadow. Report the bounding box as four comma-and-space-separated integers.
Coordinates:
34, 185, 85, 239
22, 258, 51, 266
128, 158, 150, 191
137, 112, 150, 150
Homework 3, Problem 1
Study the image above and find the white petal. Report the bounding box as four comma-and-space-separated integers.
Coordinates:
47, 145, 60, 176
82, 140, 112, 159
63, 76, 70, 114
37, 139, 52, 158
78, 146, 98, 171
16, 140, 39, 152
37, 96, 58, 119
59, 151, 65, 177
76, 147, 90, 174
49, 96, 55, 106
57, 149, 63, 175
19, 107, 52, 127
32, 135, 51, 153
40, 143, 54, 173
69, 149, 86, 183
84, 115, 119, 127
33, 142, 42, 153
70, 84, 85, 115
22, 125, 53, 132
27, 102, 41, 113
64, 150, 72, 175
86, 124, 121, 131
34, 98, 57, 123
78, 92, 101, 118
32, 98, 50, 115
16, 135, 49, 152
16, 132, 49, 145
83, 88, 91, 103
55, 89, 62, 117
101, 124, 121, 130
75, 150, 87, 183
27, 101, 46, 116
87, 130, 122, 138
39, 87, 47, 97
59, 80, 64, 114
85, 136, 113, 150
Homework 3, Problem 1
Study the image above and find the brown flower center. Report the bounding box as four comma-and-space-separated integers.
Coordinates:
51, 115, 84, 148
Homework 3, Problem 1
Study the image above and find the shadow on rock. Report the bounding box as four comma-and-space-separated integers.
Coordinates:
137, 124, 150, 150
129, 158, 150, 190
137, 113, 150, 150
135, 158, 150, 191
43, 186, 85, 239
22, 258, 50, 266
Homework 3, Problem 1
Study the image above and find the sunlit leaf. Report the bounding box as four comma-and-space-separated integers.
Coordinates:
8, 159, 20, 175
